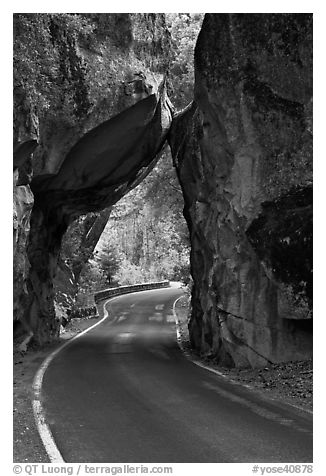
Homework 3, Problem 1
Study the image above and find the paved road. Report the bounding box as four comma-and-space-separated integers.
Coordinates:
42, 287, 313, 463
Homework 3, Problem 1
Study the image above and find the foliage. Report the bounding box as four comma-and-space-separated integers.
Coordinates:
115, 259, 148, 286
60, 213, 97, 281
166, 13, 204, 109
76, 262, 106, 306
13, 13, 95, 128
13, 12, 179, 135
73, 147, 191, 292
96, 149, 191, 286
93, 247, 121, 285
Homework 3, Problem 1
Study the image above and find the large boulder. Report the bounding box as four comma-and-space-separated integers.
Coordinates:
169, 14, 312, 367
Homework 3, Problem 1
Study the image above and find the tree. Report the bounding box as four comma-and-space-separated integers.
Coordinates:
95, 248, 121, 285
166, 13, 204, 109
13, 13, 95, 130
97, 148, 191, 286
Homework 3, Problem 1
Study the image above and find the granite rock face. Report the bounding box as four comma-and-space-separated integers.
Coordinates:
13, 140, 37, 341
13, 172, 34, 329
26, 81, 172, 345
14, 13, 313, 365
13, 13, 173, 344
169, 14, 312, 367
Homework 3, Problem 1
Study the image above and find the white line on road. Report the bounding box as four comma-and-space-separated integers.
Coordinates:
172, 296, 313, 417
32, 295, 123, 462
173, 295, 238, 380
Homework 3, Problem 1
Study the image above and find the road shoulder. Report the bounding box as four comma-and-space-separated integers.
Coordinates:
174, 294, 313, 413
13, 315, 103, 463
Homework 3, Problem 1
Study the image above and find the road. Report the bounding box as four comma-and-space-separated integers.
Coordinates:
41, 286, 313, 463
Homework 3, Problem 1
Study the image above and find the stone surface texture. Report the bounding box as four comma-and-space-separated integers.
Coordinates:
13, 13, 173, 344
169, 14, 312, 367
13, 171, 34, 328
14, 14, 313, 367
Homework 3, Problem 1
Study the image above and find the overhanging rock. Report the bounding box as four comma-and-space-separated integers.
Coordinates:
25, 80, 173, 344
32, 81, 173, 216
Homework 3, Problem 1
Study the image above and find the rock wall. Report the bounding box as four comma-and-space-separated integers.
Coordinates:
14, 13, 313, 365
169, 14, 312, 367
13, 141, 38, 343
13, 13, 173, 344
14, 13, 172, 176
13, 172, 34, 328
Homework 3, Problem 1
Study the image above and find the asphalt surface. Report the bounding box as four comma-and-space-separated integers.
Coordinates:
42, 287, 313, 463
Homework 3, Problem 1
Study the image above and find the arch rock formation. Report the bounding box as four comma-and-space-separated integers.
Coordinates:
24, 82, 172, 344
13, 13, 312, 367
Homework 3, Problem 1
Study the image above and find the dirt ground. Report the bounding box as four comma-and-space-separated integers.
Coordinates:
174, 294, 313, 412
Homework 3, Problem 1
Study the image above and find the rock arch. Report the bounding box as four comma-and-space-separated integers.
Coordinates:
22, 82, 173, 344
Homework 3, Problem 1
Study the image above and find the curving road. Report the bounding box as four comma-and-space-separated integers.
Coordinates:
41, 286, 313, 463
